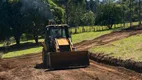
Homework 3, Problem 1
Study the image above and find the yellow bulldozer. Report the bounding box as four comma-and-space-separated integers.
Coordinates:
42, 24, 89, 69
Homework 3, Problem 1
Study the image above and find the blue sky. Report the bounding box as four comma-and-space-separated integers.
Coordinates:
86, 0, 118, 2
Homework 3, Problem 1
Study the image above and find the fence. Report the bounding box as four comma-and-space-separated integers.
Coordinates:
69, 22, 140, 34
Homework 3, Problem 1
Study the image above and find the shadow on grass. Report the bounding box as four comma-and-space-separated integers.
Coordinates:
0, 42, 42, 53
94, 27, 123, 32
95, 25, 142, 33
124, 25, 142, 30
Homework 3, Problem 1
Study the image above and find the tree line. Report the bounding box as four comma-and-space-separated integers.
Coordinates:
0, 0, 141, 45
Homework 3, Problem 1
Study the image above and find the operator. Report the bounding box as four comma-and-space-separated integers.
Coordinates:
55, 30, 61, 38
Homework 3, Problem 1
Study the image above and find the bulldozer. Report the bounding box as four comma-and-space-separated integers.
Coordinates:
42, 24, 89, 69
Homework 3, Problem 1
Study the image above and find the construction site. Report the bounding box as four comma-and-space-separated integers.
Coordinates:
0, 27, 142, 80
0, 0, 142, 80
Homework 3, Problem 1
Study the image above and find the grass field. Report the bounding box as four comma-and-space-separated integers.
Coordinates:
0, 44, 3, 47
0, 22, 140, 58
1, 29, 114, 58
89, 34, 142, 62
2, 47, 42, 58
72, 30, 112, 44
1, 39, 44, 58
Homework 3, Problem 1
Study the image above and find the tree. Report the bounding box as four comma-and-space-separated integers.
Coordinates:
47, 0, 65, 24
95, 3, 123, 29
0, 0, 11, 41
120, 0, 141, 26
86, 0, 100, 13
0, 0, 53, 45
102, 0, 115, 4
81, 11, 95, 26
23, 11, 46, 44
7, 1, 24, 45
138, 0, 141, 25
53, 0, 87, 26
21, 0, 52, 44
129, 0, 132, 27
68, 0, 86, 26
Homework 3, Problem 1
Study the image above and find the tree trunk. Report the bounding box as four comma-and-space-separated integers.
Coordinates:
123, 23, 125, 28
34, 35, 38, 44
139, 0, 141, 26
130, 0, 132, 27
107, 25, 112, 29
14, 35, 20, 45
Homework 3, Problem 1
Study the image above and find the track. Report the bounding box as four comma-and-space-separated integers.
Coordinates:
0, 30, 142, 80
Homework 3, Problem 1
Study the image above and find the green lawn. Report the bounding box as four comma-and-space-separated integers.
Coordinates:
72, 30, 112, 44
2, 47, 42, 58
0, 44, 3, 47
1, 39, 44, 58
89, 34, 142, 62
0, 22, 140, 59
1, 29, 113, 58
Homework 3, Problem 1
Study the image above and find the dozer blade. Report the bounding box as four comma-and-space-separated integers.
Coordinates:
48, 51, 89, 69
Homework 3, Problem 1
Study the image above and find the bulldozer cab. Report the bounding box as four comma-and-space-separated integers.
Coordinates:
45, 24, 72, 52
46, 24, 70, 39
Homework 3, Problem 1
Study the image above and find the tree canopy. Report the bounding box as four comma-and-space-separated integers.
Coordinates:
0, 0, 141, 45
95, 3, 123, 29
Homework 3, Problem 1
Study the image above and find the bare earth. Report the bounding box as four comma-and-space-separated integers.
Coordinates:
0, 30, 142, 80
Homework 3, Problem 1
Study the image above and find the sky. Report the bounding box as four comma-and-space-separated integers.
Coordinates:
86, 0, 118, 2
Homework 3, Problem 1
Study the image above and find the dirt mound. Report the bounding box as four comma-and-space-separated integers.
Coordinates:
0, 30, 142, 80
89, 53, 142, 72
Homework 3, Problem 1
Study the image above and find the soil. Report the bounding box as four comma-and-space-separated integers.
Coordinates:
0, 30, 142, 80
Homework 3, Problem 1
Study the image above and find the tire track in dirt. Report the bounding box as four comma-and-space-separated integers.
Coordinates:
86, 61, 141, 80
47, 69, 98, 80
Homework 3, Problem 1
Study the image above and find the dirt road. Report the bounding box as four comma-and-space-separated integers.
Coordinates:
0, 30, 142, 80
